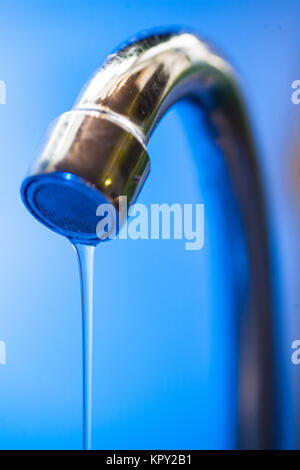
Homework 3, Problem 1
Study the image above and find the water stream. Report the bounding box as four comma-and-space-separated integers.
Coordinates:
73, 243, 95, 451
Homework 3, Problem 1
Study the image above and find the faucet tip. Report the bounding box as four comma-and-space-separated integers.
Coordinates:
21, 172, 109, 245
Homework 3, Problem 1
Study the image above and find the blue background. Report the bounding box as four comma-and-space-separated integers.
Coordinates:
0, 0, 299, 450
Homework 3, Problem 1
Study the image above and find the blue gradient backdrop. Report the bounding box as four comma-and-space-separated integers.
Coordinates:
0, 0, 299, 449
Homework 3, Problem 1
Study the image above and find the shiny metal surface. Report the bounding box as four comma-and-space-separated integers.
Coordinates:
21, 30, 275, 448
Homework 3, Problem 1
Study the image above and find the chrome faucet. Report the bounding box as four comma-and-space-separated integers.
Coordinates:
21, 29, 275, 449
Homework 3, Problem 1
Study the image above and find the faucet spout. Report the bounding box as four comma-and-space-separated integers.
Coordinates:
21, 29, 275, 449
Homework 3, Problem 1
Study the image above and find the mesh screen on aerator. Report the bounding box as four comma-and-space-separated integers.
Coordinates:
23, 174, 110, 243
34, 183, 102, 234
